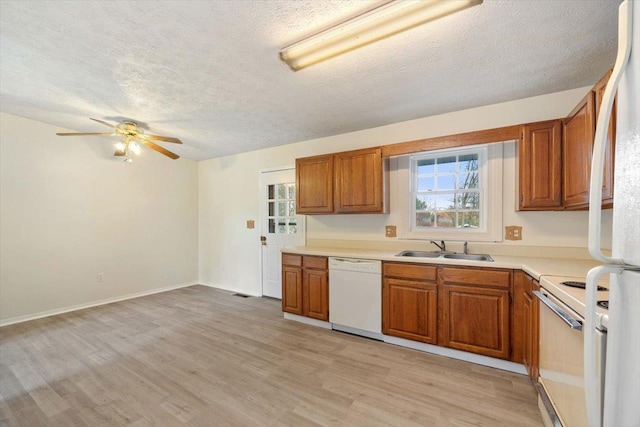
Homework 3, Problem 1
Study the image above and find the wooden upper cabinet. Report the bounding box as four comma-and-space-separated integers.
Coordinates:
563, 92, 596, 208
518, 120, 562, 210
296, 155, 334, 214
296, 147, 387, 215
593, 69, 615, 208
334, 148, 384, 213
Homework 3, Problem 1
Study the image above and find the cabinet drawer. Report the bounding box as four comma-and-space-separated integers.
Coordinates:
303, 256, 328, 270
440, 267, 511, 289
282, 254, 302, 267
383, 262, 437, 281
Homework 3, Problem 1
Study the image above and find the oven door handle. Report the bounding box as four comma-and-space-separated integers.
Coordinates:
533, 291, 583, 330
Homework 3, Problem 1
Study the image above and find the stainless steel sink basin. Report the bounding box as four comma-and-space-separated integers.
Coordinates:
443, 253, 494, 262
396, 250, 494, 262
395, 250, 442, 258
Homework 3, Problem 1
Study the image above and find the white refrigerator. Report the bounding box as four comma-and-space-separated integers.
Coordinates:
584, 1, 640, 427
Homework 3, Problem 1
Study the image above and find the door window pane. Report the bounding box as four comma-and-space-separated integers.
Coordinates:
266, 181, 299, 234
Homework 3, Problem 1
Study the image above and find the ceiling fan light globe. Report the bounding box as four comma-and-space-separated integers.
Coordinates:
114, 142, 125, 151
130, 142, 141, 155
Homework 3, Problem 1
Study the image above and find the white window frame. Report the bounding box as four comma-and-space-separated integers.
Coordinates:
397, 142, 504, 242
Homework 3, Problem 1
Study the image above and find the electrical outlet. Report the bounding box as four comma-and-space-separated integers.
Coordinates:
505, 226, 523, 241
97, 273, 104, 283
385, 225, 397, 238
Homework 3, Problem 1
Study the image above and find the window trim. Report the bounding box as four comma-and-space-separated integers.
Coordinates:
398, 142, 504, 242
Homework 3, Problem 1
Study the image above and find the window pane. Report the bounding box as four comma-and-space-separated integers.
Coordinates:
268, 202, 274, 216
288, 201, 296, 217
435, 193, 455, 210
436, 156, 456, 173
459, 154, 479, 172
277, 219, 286, 234
436, 211, 456, 227
458, 172, 478, 189
277, 202, 286, 216
287, 183, 296, 199
457, 211, 480, 228
456, 192, 480, 209
416, 194, 434, 211
437, 175, 455, 190
277, 184, 286, 199
268, 185, 274, 200
418, 176, 435, 191
268, 218, 275, 233
416, 211, 435, 227
288, 222, 297, 234
417, 159, 435, 174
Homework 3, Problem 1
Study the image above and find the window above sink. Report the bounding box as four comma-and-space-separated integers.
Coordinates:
397, 142, 505, 242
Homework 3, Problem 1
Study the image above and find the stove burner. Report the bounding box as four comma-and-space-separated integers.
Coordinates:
597, 301, 609, 310
560, 281, 608, 291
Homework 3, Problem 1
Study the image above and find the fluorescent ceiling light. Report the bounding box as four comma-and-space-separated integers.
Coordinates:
279, 0, 482, 71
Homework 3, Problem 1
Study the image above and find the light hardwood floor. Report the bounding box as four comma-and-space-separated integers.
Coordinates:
0, 285, 542, 426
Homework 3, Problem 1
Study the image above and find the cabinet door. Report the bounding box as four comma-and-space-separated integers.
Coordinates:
282, 266, 303, 315
563, 92, 596, 208
440, 284, 510, 359
593, 70, 615, 208
522, 290, 533, 375
383, 278, 437, 344
334, 148, 384, 213
296, 155, 334, 214
303, 269, 329, 321
530, 280, 540, 381
519, 120, 562, 210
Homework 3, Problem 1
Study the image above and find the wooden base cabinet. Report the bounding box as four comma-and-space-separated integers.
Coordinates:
383, 278, 438, 344
382, 263, 438, 344
439, 267, 511, 360
512, 271, 540, 380
282, 254, 329, 321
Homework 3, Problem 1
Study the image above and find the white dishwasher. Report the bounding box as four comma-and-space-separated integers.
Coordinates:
329, 257, 383, 340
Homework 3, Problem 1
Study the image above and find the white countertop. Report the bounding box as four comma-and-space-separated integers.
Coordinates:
282, 245, 602, 281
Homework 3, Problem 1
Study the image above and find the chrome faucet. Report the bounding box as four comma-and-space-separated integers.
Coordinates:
463, 241, 468, 254
430, 240, 446, 253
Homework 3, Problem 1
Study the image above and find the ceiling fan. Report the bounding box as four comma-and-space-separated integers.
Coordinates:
56, 118, 182, 162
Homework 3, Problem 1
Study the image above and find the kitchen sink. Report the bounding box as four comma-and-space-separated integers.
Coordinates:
395, 250, 442, 258
443, 253, 494, 262
395, 251, 494, 262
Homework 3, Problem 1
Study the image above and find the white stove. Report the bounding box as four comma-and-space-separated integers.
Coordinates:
536, 275, 609, 427
539, 275, 609, 329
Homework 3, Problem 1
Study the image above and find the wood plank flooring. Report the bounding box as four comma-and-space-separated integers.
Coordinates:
0, 285, 542, 426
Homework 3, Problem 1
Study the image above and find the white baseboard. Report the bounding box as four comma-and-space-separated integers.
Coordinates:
283, 312, 332, 329
198, 281, 262, 297
0, 281, 199, 327
383, 335, 527, 375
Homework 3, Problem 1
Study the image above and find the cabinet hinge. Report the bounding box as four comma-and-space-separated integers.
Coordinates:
520, 194, 524, 202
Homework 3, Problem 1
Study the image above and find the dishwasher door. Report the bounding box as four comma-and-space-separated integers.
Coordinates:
329, 258, 382, 336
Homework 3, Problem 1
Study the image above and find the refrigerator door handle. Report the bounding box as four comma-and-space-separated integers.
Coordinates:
588, 0, 633, 265
585, 265, 624, 427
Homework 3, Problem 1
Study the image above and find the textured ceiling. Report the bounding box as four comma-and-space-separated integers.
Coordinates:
0, 0, 621, 160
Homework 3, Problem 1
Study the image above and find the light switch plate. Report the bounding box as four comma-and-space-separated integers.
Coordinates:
505, 226, 522, 240
246, 220, 255, 229
385, 225, 397, 238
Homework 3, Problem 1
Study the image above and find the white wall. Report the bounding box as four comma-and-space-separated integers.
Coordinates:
0, 113, 199, 323
199, 87, 613, 296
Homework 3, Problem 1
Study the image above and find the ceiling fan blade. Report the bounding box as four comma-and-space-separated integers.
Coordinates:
90, 118, 117, 128
56, 132, 116, 136
144, 134, 183, 144
138, 137, 179, 159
